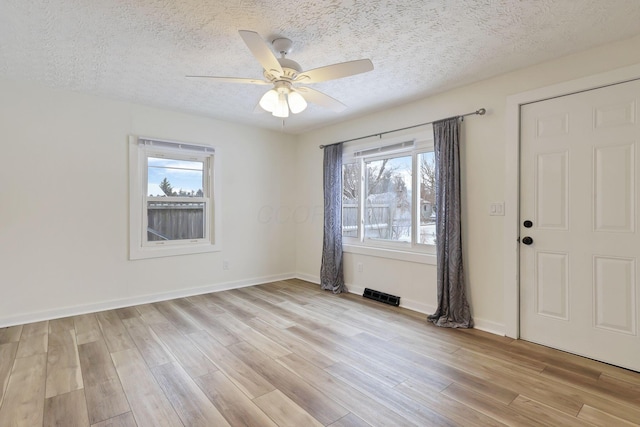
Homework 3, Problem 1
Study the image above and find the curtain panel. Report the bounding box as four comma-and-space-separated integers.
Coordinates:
320, 143, 347, 294
428, 117, 473, 328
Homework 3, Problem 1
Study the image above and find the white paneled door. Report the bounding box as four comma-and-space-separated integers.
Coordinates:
520, 79, 640, 372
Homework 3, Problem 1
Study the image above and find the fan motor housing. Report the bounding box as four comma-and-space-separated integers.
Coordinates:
264, 58, 300, 82
277, 58, 301, 73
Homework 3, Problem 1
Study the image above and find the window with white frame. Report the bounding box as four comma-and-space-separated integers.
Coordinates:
342, 129, 436, 254
129, 136, 220, 259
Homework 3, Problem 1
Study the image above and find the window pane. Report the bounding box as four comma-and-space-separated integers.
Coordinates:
364, 155, 412, 242
148, 157, 204, 197
419, 151, 436, 245
147, 201, 205, 241
342, 162, 360, 237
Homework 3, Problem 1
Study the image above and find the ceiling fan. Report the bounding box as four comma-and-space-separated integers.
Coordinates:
188, 30, 374, 118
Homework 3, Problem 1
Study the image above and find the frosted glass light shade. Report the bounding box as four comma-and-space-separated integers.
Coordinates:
259, 89, 278, 112
272, 92, 289, 118
288, 91, 307, 114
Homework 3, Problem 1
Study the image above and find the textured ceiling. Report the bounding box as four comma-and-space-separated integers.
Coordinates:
1, 1, 640, 134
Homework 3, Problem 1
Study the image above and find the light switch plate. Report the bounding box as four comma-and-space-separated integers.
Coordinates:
490, 202, 505, 216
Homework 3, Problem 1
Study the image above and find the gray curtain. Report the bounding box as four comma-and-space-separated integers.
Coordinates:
427, 117, 473, 328
320, 143, 347, 293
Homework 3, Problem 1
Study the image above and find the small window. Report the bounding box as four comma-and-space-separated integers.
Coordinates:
146, 157, 206, 242
129, 136, 220, 259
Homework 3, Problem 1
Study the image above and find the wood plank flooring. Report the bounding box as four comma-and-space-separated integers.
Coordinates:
0, 279, 639, 426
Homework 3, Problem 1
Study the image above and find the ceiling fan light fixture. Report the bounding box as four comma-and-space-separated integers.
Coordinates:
259, 89, 278, 112
191, 30, 374, 119
272, 92, 289, 118
288, 91, 307, 114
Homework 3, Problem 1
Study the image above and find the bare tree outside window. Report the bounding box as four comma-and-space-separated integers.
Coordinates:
342, 163, 359, 237
342, 159, 398, 238
419, 151, 436, 244
363, 155, 411, 242
341, 147, 436, 247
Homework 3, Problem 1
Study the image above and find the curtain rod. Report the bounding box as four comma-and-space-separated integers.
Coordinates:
318, 108, 486, 149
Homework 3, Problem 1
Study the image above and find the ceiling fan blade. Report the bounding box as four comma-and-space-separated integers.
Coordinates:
186, 76, 271, 85
295, 59, 373, 83
238, 30, 283, 77
295, 87, 346, 112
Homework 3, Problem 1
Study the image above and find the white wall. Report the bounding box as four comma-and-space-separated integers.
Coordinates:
3, 34, 640, 331
295, 34, 640, 334
0, 79, 297, 326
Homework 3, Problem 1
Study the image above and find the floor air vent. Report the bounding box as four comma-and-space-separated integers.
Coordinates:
363, 288, 400, 306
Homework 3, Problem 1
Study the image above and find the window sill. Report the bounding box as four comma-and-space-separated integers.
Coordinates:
129, 242, 220, 260
343, 244, 436, 265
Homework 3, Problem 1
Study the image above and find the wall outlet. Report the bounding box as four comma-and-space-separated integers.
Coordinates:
223, 260, 230, 270
357, 262, 363, 272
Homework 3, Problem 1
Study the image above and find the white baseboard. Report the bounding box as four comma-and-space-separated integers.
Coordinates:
472, 318, 505, 336
344, 283, 437, 315
294, 273, 320, 285
2, 270, 507, 339
0, 272, 296, 328
293, 276, 434, 313
297, 275, 505, 337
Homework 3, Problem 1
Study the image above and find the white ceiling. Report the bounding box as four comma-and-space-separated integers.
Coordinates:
1, 1, 640, 134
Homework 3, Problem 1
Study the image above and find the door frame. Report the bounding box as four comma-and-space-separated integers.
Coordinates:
503, 63, 640, 339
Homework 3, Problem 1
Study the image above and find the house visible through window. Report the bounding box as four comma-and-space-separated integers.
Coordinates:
341, 130, 435, 253
129, 136, 220, 259
418, 151, 436, 245
364, 154, 412, 242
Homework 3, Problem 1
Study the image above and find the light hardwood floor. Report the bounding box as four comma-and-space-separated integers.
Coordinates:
0, 279, 639, 426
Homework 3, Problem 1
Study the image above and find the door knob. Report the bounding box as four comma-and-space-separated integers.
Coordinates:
522, 236, 533, 245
